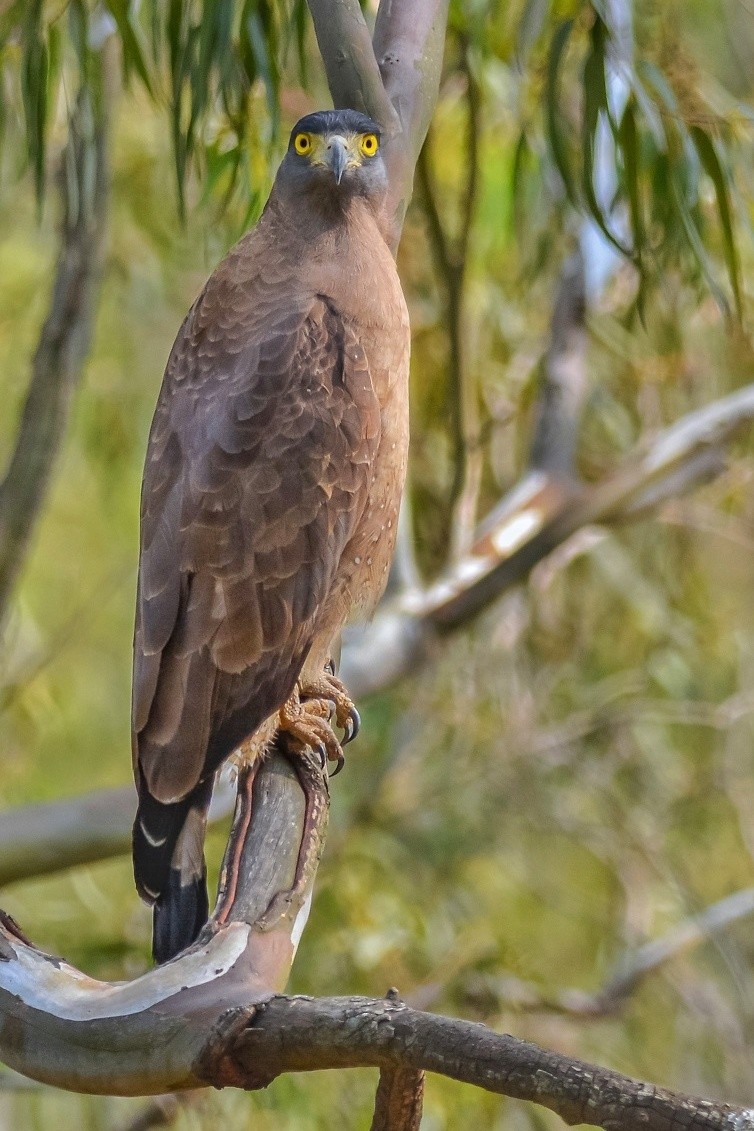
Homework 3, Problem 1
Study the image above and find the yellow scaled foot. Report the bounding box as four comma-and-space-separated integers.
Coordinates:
278, 684, 346, 774
301, 665, 361, 747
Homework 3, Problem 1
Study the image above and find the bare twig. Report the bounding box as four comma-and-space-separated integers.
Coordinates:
119, 1092, 200, 1131
529, 251, 588, 477
434, 886, 754, 1022
371, 1065, 425, 1131
0, 49, 114, 622
600, 887, 754, 1008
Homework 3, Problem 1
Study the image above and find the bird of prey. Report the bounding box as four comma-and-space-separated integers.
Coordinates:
131, 109, 410, 964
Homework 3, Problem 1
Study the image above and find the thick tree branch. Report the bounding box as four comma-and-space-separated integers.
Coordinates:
373, 0, 450, 242
0, 746, 328, 1094
307, 0, 449, 250
305, 0, 398, 132
3, 908, 754, 1128
229, 995, 753, 1129
0, 57, 113, 622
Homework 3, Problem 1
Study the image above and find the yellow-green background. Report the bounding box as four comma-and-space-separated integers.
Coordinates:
1, 0, 754, 1126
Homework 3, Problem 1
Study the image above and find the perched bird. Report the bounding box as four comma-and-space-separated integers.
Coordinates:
131, 109, 410, 964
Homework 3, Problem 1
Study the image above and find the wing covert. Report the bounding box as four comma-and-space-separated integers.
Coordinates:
133, 290, 380, 805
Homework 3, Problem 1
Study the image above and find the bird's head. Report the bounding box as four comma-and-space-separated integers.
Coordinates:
275, 109, 388, 212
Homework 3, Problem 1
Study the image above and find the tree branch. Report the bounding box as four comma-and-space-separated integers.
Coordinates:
416, 39, 484, 561
529, 250, 588, 477
227, 995, 753, 1130
371, 1062, 425, 1131
304, 0, 398, 132
3, 905, 754, 1129
373, 0, 450, 243
0, 746, 328, 1094
0, 51, 113, 622
306, 0, 450, 250
0, 773, 235, 888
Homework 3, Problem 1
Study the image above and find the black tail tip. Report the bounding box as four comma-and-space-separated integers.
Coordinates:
152, 867, 209, 965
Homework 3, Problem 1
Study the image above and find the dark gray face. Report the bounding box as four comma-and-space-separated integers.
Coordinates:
275, 109, 388, 209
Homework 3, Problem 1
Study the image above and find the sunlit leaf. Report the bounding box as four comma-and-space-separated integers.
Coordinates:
516, 0, 552, 67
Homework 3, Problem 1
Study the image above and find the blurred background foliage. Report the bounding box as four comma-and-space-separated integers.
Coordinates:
0, 0, 753, 1127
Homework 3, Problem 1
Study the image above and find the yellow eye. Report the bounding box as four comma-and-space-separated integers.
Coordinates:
359, 133, 379, 157
294, 133, 312, 156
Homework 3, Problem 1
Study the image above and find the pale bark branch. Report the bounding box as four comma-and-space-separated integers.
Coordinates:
0, 746, 328, 1094
3, 910, 754, 1129
306, 0, 449, 249
529, 250, 588, 477
304, 0, 398, 131
373, 0, 449, 241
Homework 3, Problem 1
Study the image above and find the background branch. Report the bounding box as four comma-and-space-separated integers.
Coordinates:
417, 39, 483, 561
0, 48, 114, 623
3, 376, 753, 887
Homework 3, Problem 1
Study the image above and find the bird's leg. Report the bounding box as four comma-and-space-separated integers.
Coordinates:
301, 664, 361, 746
278, 683, 346, 774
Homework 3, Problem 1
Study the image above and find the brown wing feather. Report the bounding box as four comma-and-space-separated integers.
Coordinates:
133, 284, 380, 806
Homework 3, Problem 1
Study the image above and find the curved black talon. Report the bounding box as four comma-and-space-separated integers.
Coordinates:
315, 742, 328, 770
330, 751, 346, 777
342, 706, 361, 745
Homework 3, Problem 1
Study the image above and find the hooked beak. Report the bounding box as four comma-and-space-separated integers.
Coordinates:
325, 135, 350, 184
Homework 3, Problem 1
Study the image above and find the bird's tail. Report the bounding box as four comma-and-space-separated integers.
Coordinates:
132, 776, 215, 965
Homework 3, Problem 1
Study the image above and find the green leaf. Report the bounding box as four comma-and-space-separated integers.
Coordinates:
516, 0, 551, 67
20, 0, 48, 207
104, 0, 155, 96
242, 0, 280, 130
618, 97, 642, 260
690, 124, 742, 320
546, 18, 578, 206
670, 166, 730, 319
581, 16, 630, 258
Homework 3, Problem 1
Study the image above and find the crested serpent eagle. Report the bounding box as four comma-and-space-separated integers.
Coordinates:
131, 109, 410, 963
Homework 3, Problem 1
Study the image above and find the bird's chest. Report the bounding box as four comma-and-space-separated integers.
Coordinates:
338, 291, 410, 617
